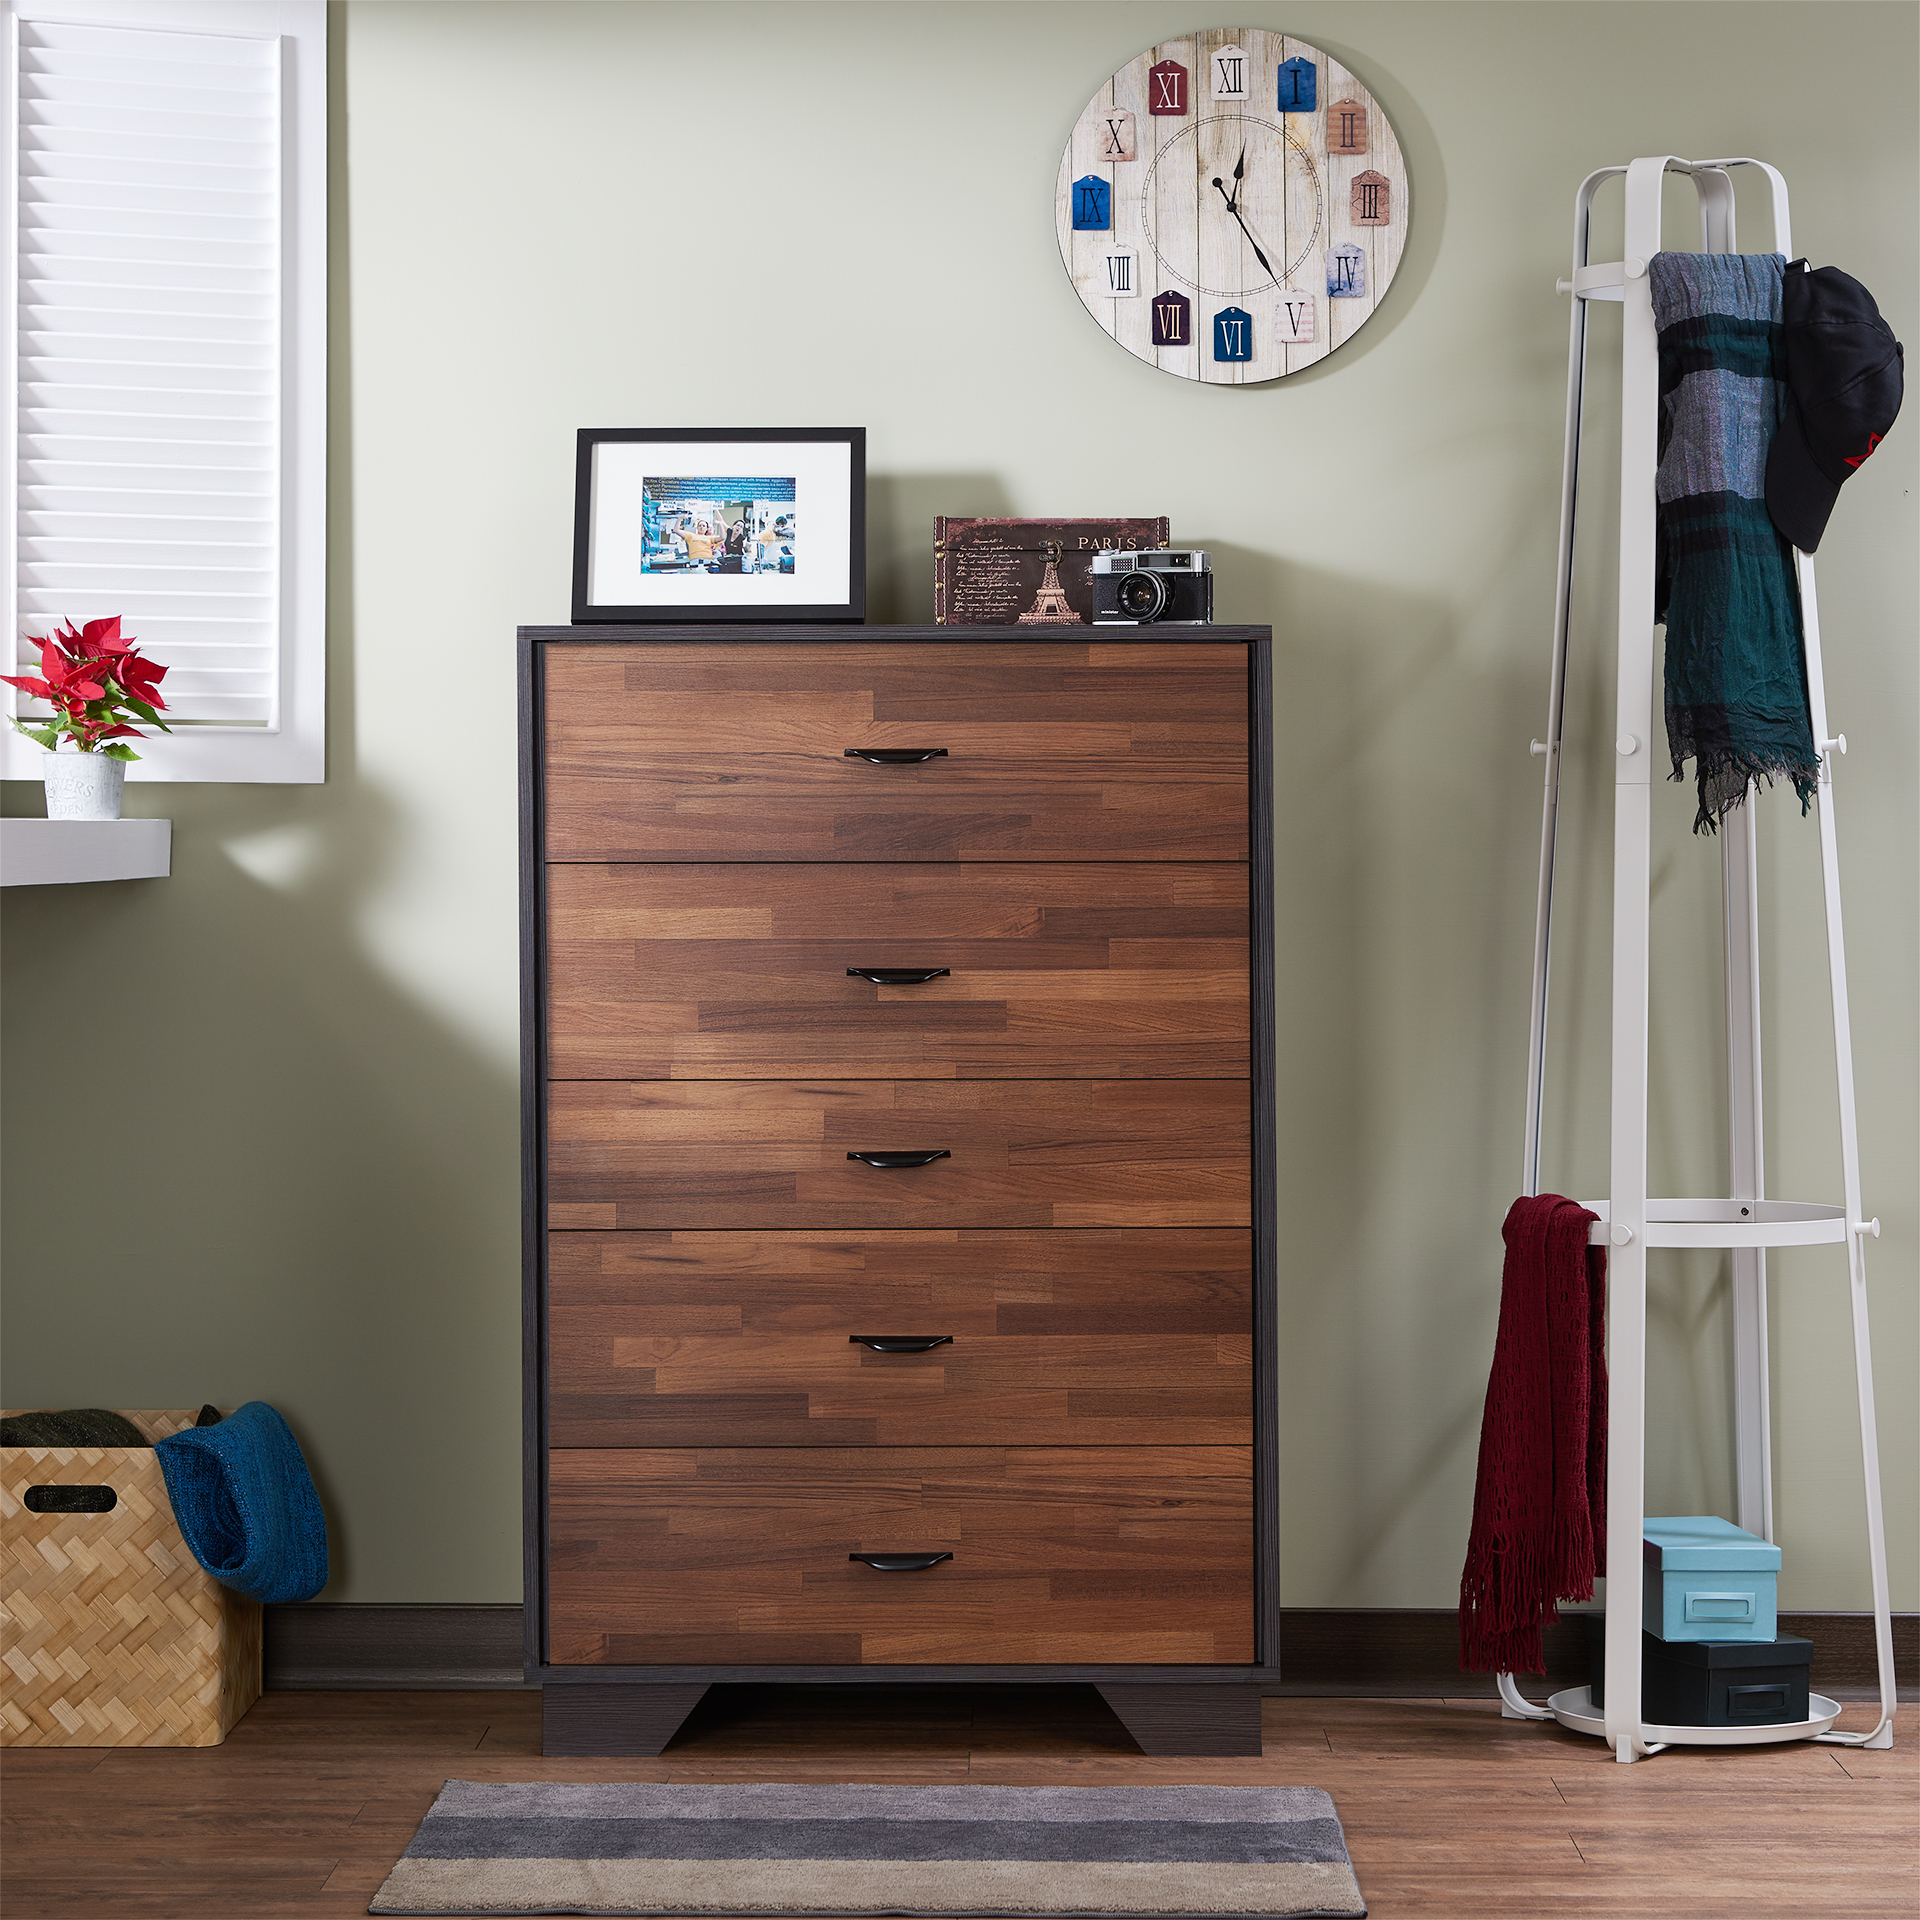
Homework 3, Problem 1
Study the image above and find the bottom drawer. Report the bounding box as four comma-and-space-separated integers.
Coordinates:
547, 1446, 1252, 1667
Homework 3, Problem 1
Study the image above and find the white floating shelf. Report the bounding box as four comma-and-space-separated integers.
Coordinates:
0, 819, 171, 886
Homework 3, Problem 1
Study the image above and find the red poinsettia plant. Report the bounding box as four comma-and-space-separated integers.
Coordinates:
4, 617, 170, 760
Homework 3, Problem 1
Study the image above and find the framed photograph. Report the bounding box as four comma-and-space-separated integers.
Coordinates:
571, 427, 865, 623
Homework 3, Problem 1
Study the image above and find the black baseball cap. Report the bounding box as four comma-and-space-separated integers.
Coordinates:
1767, 261, 1904, 554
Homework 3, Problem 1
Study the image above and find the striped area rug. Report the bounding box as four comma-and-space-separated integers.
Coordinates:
368, 1780, 1367, 1917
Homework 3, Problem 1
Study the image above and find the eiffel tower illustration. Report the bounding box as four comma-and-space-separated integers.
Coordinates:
1016, 540, 1082, 624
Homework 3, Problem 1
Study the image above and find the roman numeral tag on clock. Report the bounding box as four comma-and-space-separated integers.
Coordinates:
1147, 57, 1188, 115
1276, 56, 1316, 113
1212, 306, 1254, 362
1098, 110, 1135, 162
1070, 175, 1111, 231
1210, 47, 1249, 100
1101, 247, 1139, 298
1151, 289, 1191, 346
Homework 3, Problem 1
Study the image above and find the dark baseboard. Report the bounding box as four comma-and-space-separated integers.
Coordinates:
1265, 1607, 1591, 1697
1265, 1608, 1919, 1697
1777, 1613, 1920, 1690
264, 1603, 1918, 1695
264, 1604, 532, 1690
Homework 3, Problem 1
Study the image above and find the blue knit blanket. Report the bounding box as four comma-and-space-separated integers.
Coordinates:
1650, 251, 1818, 832
154, 1401, 329, 1604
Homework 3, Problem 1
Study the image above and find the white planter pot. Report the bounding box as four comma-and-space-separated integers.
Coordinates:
42, 750, 126, 820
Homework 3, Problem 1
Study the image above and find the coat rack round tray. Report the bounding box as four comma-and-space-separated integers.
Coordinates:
1495, 155, 1897, 1763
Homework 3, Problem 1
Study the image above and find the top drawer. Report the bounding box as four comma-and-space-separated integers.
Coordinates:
542, 642, 1248, 863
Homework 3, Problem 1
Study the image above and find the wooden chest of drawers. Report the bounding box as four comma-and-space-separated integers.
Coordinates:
522, 627, 1276, 1756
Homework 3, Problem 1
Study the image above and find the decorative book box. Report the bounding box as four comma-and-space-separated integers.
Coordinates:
1642, 1515, 1780, 1643
932, 518, 1167, 625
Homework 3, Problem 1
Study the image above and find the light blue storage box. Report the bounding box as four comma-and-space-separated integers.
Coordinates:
1642, 1516, 1779, 1642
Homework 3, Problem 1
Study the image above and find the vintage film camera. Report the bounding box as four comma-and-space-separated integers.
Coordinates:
1089, 548, 1214, 624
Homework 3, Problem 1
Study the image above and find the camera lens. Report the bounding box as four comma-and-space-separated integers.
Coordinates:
1115, 569, 1169, 620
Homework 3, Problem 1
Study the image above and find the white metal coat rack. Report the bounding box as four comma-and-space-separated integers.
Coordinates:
1495, 157, 1896, 1762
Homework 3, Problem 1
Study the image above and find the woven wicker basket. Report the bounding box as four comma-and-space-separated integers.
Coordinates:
1, 1409, 262, 1747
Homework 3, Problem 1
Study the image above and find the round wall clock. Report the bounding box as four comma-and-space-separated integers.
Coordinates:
1055, 28, 1408, 384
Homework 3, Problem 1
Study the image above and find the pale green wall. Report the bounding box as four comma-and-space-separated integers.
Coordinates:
4, 1, 1914, 1612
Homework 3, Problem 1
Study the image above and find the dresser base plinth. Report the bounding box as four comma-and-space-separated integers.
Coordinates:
535, 1675, 1265, 1758
542, 1682, 710, 1756
1096, 1681, 1263, 1755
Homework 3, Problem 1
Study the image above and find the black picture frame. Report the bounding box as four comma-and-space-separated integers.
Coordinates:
570, 426, 866, 624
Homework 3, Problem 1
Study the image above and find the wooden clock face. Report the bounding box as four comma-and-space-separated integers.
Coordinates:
1056, 29, 1408, 383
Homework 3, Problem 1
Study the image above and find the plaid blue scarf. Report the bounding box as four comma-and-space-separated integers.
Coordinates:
1650, 252, 1818, 833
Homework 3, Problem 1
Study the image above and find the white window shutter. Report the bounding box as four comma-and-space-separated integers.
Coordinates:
5, 0, 324, 782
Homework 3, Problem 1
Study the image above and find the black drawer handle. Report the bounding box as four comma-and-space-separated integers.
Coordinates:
847, 968, 950, 985
850, 1551, 952, 1572
849, 1334, 954, 1353
843, 747, 947, 765
846, 1150, 950, 1168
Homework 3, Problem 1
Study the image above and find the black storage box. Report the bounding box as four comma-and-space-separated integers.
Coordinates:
1587, 1616, 1812, 1726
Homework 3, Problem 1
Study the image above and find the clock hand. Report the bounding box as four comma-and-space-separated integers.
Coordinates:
1210, 178, 1277, 280
1234, 215, 1274, 280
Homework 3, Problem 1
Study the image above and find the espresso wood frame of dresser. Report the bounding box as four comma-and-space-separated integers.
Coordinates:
520, 624, 1277, 1757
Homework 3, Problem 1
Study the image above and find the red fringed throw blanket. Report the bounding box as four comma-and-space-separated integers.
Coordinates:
1459, 1194, 1608, 1673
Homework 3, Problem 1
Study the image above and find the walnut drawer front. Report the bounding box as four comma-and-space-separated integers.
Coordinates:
542, 643, 1248, 863
547, 1228, 1252, 1448
546, 863, 1250, 1080
546, 1080, 1251, 1231
546, 1446, 1253, 1666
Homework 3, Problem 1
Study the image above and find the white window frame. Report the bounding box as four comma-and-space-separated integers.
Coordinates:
2, 0, 324, 782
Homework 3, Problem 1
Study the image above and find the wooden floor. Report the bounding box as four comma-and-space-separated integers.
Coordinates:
2, 1687, 1912, 1917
